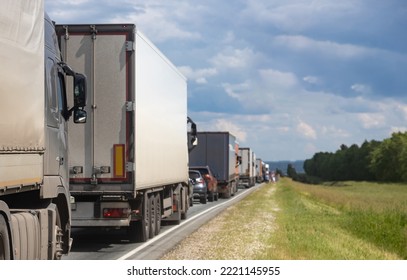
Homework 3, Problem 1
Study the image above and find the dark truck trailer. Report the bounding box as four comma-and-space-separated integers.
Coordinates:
189, 132, 240, 198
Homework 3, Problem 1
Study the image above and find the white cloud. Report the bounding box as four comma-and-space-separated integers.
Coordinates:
395, 104, 407, 121
108, 2, 202, 42
210, 47, 260, 69
358, 113, 385, 129
273, 35, 379, 59
222, 82, 251, 100
351, 83, 372, 95
321, 126, 350, 138
259, 69, 299, 91
243, 0, 358, 32
178, 66, 218, 84
297, 121, 317, 140
303, 76, 321, 85
213, 119, 247, 142
390, 127, 407, 134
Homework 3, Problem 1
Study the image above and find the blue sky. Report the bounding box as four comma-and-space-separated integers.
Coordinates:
45, 0, 407, 161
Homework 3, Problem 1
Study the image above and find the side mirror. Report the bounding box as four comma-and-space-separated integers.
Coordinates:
236, 155, 242, 166
74, 109, 87, 124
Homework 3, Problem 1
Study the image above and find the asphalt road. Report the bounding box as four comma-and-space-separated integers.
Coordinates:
62, 183, 263, 260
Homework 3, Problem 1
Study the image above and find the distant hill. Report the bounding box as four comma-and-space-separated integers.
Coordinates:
265, 160, 305, 175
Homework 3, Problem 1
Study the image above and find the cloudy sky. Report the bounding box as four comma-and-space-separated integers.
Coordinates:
45, 0, 407, 161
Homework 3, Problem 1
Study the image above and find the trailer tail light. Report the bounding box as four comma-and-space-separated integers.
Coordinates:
103, 208, 130, 218
113, 144, 125, 177
172, 194, 178, 212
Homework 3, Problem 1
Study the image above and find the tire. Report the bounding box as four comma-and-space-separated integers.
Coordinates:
224, 187, 231, 199
208, 192, 214, 202
127, 193, 149, 243
200, 194, 207, 204
0, 215, 11, 260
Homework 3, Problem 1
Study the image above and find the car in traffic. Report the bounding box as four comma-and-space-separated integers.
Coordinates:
189, 166, 219, 202
189, 169, 208, 204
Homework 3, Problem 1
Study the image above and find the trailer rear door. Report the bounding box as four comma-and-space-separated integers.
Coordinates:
57, 25, 133, 188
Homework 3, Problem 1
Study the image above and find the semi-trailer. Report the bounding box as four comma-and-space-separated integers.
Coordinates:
0, 0, 87, 259
238, 147, 256, 187
256, 158, 264, 183
189, 132, 240, 199
56, 23, 197, 242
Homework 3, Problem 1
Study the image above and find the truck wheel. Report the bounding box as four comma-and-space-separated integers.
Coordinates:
224, 188, 231, 199
208, 192, 214, 202
231, 182, 236, 196
0, 215, 11, 260
128, 220, 146, 243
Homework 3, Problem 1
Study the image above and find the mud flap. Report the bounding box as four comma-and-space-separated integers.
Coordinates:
165, 185, 181, 224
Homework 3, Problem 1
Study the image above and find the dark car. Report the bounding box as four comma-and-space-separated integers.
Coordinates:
189, 166, 218, 202
189, 170, 208, 204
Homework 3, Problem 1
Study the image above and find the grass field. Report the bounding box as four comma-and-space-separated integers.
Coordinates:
265, 178, 407, 260
162, 178, 407, 260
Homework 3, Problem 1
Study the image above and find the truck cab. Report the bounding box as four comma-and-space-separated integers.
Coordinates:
0, 2, 87, 259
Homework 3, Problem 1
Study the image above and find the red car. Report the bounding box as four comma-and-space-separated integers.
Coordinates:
189, 166, 218, 202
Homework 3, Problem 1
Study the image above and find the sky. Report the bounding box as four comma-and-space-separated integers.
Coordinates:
45, 0, 407, 161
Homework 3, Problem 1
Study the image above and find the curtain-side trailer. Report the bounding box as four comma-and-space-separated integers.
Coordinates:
0, 0, 87, 259
56, 24, 196, 242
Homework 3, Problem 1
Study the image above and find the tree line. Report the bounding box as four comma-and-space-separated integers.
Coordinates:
297, 131, 407, 183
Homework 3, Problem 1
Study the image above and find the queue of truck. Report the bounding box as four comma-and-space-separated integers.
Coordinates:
0, 0, 269, 260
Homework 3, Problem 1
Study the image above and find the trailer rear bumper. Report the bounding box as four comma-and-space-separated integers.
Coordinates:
71, 201, 132, 228
71, 219, 130, 228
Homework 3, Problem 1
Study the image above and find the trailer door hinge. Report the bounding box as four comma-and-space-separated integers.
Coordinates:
126, 101, 135, 112
126, 162, 134, 172
126, 41, 134, 52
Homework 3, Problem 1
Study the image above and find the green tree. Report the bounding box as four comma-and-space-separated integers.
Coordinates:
369, 132, 407, 182
287, 164, 298, 179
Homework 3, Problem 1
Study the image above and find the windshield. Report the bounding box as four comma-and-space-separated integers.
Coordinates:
189, 171, 201, 179
191, 168, 208, 176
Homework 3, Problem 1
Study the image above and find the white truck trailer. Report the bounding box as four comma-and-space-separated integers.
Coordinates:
189, 132, 240, 199
238, 147, 256, 187
0, 0, 87, 259
55, 23, 197, 242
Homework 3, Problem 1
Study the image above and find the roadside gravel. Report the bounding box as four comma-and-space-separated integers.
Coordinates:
161, 184, 278, 260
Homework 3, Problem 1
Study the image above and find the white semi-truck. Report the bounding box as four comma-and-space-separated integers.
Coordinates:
0, 0, 87, 259
238, 147, 256, 187
55, 23, 197, 242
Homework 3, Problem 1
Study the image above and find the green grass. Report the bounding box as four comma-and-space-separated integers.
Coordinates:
264, 178, 407, 260
162, 179, 407, 260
